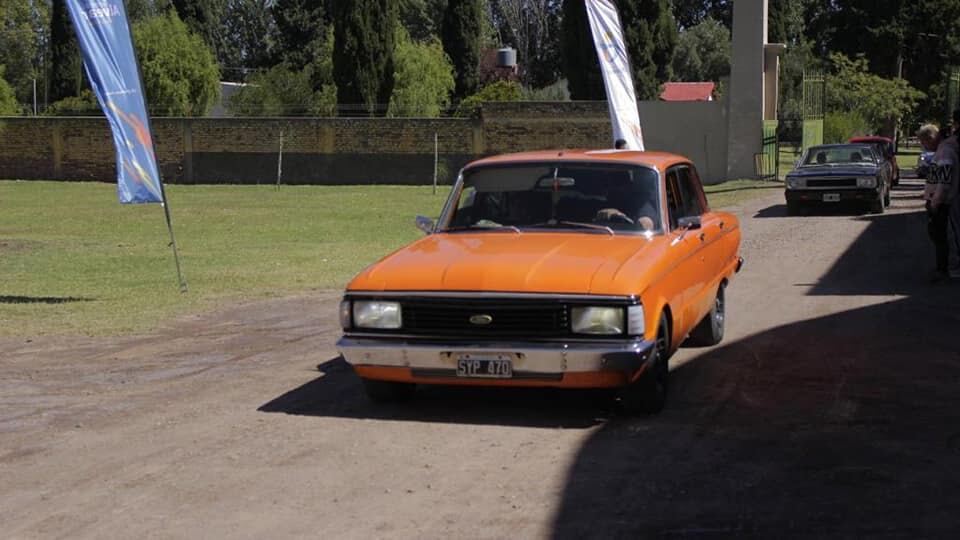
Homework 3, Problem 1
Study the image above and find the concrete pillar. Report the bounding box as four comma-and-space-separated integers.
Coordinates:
726, 0, 767, 179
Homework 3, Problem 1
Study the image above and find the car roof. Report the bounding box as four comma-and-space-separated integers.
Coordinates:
808, 143, 876, 152
849, 136, 891, 144
464, 149, 689, 172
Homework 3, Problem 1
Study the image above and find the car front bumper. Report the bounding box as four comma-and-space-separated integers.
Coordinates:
337, 336, 657, 388
785, 188, 880, 203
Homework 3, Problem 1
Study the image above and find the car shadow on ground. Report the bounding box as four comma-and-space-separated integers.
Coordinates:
258, 356, 614, 429
550, 210, 960, 538
753, 203, 873, 218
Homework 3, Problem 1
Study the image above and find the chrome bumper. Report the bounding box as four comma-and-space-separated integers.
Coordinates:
337, 337, 656, 376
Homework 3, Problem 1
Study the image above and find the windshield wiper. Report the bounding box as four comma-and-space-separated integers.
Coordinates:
443, 225, 521, 234
528, 221, 615, 236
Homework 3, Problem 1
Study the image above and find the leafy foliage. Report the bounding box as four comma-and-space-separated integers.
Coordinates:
49, 0, 82, 103
671, 0, 730, 30
455, 79, 522, 117
616, 0, 677, 100
388, 28, 455, 117
671, 17, 729, 83
271, 0, 328, 72
826, 53, 924, 133
332, 0, 397, 115
0, 0, 48, 104
133, 11, 220, 116
441, 0, 482, 100
227, 64, 336, 117
220, 0, 276, 80
824, 110, 871, 144
560, 0, 603, 100
0, 65, 20, 114
46, 88, 99, 116
171, 0, 226, 61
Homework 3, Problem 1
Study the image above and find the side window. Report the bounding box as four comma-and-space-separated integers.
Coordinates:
676, 166, 704, 217
665, 169, 682, 230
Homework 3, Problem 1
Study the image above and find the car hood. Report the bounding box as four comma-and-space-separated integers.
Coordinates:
788, 164, 879, 177
347, 232, 668, 296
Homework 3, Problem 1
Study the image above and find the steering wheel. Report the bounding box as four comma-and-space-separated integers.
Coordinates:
594, 208, 635, 224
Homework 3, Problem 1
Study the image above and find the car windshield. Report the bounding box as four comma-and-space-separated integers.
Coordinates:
801, 145, 878, 166
442, 163, 662, 234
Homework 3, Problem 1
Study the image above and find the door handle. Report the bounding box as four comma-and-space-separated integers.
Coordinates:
699, 233, 706, 242
719, 221, 725, 230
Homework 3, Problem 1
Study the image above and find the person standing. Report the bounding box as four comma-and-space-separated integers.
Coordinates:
950, 111, 960, 277
918, 123, 960, 282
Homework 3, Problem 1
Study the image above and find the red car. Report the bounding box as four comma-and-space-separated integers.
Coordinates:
849, 136, 900, 186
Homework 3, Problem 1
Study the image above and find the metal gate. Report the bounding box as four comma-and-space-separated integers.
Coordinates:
755, 121, 779, 180
802, 71, 825, 151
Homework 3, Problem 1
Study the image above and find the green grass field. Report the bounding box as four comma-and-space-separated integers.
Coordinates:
1, 179, 774, 336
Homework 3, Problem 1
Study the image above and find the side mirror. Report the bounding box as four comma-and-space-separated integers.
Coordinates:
415, 215, 435, 235
678, 216, 702, 230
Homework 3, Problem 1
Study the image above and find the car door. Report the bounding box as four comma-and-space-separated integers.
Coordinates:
675, 164, 725, 321
665, 165, 710, 338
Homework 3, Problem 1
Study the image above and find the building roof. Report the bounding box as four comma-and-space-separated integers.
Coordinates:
660, 82, 716, 102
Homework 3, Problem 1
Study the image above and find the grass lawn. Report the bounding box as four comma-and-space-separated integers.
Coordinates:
1, 179, 775, 336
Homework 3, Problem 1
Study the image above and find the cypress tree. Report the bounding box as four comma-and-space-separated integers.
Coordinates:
441, 0, 481, 100
560, 0, 604, 100
332, 0, 397, 116
49, 0, 82, 102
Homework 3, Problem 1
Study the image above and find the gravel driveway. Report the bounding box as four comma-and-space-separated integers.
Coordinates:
2, 178, 959, 539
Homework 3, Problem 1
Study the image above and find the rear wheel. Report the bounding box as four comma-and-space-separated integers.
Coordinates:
620, 313, 670, 415
361, 378, 416, 402
689, 284, 726, 346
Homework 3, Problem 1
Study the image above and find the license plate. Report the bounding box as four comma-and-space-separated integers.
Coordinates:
455, 353, 513, 378
823, 193, 841, 202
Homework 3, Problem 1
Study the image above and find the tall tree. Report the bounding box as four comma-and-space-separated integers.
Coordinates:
671, 0, 731, 30
171, 0, 226, 62
49, 0, 81, 102
332, 0, 398, 115
221, 0, 275, 80
671, 17, 730, 83
0, 0, 49, 104
560, 0, 603, 100
488, 1, 563, 89
271, 0, 328, 72
618, 0, 676, 100
441, 0, 481, 100
133, 11, 220, 116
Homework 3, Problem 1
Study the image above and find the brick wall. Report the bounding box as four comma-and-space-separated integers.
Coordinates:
0, 101, 730, 186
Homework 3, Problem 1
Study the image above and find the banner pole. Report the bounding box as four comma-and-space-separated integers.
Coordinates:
159, 186, 188, 293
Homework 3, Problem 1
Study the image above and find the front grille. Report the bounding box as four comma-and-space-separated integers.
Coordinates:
806, 178, 857, 188
402, 298, 570, 337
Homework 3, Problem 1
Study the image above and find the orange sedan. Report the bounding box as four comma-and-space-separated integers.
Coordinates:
337, 150, 742, 413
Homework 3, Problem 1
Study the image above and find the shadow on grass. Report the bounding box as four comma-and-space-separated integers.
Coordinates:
0, 295, 95, 304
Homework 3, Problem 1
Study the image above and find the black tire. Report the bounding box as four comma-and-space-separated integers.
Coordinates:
689, 284, 726, 346
619, 313, 670, 415
870, 194, 885, 214
786, 200, 802, 216
883, 186, 891, 207
361, 378, 416, 402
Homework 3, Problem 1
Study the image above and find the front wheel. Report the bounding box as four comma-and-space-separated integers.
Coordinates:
870, 192, 885, 214
689, 284, 726, 346
619, 313, 670, 415
883, 185, 891, 207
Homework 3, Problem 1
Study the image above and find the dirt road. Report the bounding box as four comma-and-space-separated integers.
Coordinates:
3, 180, 959, 539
